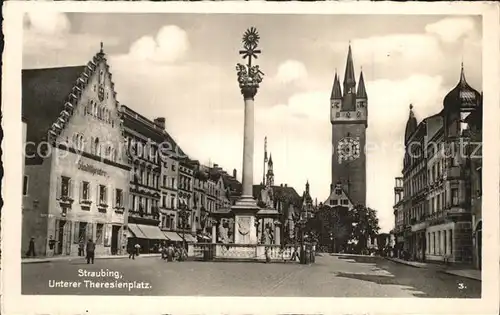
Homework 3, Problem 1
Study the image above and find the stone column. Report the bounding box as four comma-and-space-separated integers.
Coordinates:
242, 96, 255, 199
212, 224, 217, 243
231, 28, 264, 245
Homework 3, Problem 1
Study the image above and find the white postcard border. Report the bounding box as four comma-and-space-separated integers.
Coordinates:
2, 1, 499, 315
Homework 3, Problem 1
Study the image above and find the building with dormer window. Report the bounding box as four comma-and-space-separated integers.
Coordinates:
22, 45, 130, 257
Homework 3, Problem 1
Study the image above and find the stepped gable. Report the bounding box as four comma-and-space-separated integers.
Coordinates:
22, 48, 121, 150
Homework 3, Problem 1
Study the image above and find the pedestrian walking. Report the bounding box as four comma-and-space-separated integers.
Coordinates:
86, 239, 96, 264
161, 244, 167, 260
26, 237, 36, 257
290, 246, 299, 262
167, 244, 175, 262
78, 239, 85, 256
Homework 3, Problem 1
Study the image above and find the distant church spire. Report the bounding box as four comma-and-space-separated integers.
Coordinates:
266, 153, 274, 187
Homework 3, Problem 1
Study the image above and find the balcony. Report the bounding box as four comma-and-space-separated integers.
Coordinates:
58, 195, 74, 207
79, 199, 92, 210
97, 202, 108, 213
128, 209, 161, 225
114, 204, 125, 214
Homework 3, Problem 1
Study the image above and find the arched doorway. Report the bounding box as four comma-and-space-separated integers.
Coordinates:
475, 221, 482, 269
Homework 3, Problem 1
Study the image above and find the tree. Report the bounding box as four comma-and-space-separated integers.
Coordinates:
348, 205, 380, 253
305, 205, 351, 252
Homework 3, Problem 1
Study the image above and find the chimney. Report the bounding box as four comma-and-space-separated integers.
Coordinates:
214, 163, 219, 168
233, 169, 237, 178
284, 184, 287, 187
153, 117, 165, 129
280, 184, 283, 187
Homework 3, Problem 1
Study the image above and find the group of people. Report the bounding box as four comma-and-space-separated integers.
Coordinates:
160, 243, 187, 262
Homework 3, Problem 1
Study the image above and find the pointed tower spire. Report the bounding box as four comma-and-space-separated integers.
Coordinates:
266, 153, 274, 187
263, 136, 268, 186
459, 62, 467, 87
330, 71, 342, 100
306, 180, 310, 193
343, 44, 356, 95
357, 68, 367, 99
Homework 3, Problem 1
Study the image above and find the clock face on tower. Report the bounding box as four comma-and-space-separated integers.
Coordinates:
337, 137, 361, 164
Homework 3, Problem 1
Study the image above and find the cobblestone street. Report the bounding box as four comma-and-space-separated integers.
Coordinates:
22, 254, 481, 297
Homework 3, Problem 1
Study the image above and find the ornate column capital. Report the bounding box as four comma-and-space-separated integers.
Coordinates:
236, 63, 263, 100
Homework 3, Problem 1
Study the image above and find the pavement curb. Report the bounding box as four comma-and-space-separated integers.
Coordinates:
439, 270, 482, 282
386, 257, 426, 269
387, 258, 481, 281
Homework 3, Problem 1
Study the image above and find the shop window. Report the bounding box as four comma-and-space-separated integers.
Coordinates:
78, 222, 88, 242
433, 232, 436, 254
443, 230, 447, 254
96, 223, 104, 245
449, 229, 453, 254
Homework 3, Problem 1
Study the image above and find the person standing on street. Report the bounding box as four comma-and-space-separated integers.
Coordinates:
86, 239, 96, 264
26, 237, 36, 257
78, 239, 85, 256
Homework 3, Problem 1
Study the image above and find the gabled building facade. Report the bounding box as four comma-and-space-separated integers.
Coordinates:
22, 45, 130, 257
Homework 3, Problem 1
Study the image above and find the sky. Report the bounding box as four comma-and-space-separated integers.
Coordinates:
22, 12, 482, 233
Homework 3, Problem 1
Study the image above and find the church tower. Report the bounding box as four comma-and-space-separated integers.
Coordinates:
266, 154, 274, 187
328, 44, 368, 207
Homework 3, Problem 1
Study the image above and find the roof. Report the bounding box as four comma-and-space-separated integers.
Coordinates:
222, 173, 242, 193
330, 72, 342, 100
252, 184, 302, 206
356, 71, 367, 99
444, 64, 481, 112
22, 65, 86, 144
404, 104, 418, 144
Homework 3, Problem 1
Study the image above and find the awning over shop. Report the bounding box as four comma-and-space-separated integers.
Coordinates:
163, 231, 184, 242
137, 224, 167, 240
177, 232, 197, 243
197, 234, 211, 241
128, 224, 147, 239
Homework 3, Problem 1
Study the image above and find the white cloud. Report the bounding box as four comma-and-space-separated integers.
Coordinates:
274, 60, 308, 84
128, 25, 189, 63
332, 34, 444, 75
24, 11, 70, 36
425, 17, 476, 43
